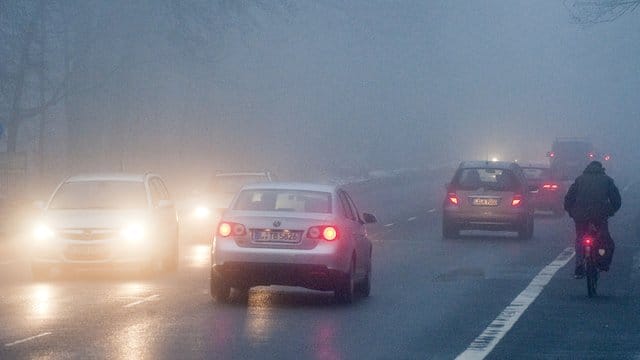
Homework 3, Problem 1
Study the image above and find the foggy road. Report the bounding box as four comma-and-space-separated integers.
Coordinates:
1, 178, 639, 360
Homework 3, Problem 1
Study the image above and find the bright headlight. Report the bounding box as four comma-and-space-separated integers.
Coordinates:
33, 224, 54, 242
120, 223, 146, 243
193, 206, 211, 219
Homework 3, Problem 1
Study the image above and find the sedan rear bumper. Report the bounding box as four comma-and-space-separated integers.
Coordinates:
213, 262, 346, 291
444, 210, 529, 231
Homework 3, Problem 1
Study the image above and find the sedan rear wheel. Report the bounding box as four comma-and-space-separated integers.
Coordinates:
210, 270, 231, 303
335, 257, 355, 304
357, 250, 372, 297
442, 217, 458, 239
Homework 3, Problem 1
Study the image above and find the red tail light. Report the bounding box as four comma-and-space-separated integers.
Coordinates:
511, 194, 523, 207
549, 152, 555, 158
307, 225, 339, 241
447, 193, 459, 205
218, 222, 246, 237
588, 152, 595, 159
541, 183, 559, 191
603, 154, 611, 161
583, 236, 594, 246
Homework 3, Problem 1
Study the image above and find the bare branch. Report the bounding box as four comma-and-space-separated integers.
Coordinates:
566, 0, 640, 24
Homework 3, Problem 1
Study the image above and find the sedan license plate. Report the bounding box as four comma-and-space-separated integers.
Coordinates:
66, 245, 109, 258
472, 198, 499, 206
253, 230, 300, 243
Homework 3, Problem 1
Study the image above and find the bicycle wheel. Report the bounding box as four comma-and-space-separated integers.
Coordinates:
586, 261, 598, 298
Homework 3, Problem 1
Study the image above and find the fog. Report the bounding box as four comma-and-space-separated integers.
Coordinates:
2, 0, 639, 196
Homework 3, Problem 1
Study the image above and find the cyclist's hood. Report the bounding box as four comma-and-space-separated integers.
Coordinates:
583, 161, 605, 175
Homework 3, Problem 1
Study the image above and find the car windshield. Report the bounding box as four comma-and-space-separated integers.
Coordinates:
233, 189, 332, 213
210, 175, 270, 194
48, 181, 148, 209
454, 168, 519, 191
522, 167, 550, 181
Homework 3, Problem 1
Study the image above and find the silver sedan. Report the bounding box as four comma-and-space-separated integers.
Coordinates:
210, 182, 377, 303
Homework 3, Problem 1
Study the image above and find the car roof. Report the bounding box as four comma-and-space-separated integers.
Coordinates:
458, 161, 520, 170
64, 173, 150, 182
214, 172, 270, 177
240, 182, 336, 193
518, 162, 549, 169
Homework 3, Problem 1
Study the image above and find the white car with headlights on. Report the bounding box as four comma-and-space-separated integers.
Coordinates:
210, 182, 377, 304
30, 173, 179, 279
180, 171, 274, 243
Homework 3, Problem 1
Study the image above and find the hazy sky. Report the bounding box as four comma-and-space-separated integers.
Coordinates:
201, 0, 640, 172
9, 0, 639, 191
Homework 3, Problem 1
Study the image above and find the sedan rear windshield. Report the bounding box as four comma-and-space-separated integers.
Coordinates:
49, 181, 148, 209
453, 168, 520, 192
233, 190, 332, 213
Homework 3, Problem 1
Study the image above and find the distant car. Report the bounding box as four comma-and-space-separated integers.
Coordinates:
210, 182, 377, 303
180, 171, 274, 243
520, 163, 565, 216
547, 137, 597, 181
30, 173, 179, 279
442, 161, 535, 239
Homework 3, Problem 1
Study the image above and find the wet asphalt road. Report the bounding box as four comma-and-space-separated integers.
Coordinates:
1, 179, 639, 359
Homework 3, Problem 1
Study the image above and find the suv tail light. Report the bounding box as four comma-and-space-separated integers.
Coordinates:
447, 193, 459, 205
511, 194, 523, 207
603, 154, 611, 161
541, 183, 559, 191
588, 152, 595, 159
218, 222, 247, 237
307, 225, 339, 241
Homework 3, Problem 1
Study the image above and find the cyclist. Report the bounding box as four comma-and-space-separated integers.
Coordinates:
564, 161, 621, 278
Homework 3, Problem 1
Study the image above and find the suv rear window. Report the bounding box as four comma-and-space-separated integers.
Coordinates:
522, 167, 550, 181
453, 168, 519, 192
552, 141, 592, 157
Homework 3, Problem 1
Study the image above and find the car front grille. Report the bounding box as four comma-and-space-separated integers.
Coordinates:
59, 229, 117, 241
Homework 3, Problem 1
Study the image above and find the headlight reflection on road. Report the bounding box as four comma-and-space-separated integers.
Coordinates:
30, 284, 53, 318
117, 322, 151, 360
313, 320, 342, 360
185, 244, 210, 267
244, 304, 275, 344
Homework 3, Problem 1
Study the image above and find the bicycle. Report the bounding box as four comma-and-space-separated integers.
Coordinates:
581, 222, 603, 298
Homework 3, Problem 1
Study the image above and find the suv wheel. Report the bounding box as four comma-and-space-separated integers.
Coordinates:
517, 216, 534, 240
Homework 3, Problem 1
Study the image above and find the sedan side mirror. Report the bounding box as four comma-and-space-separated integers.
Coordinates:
362, 212, 377, 224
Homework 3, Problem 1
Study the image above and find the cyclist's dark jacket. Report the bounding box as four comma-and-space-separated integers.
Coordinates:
564, 161, 621, 222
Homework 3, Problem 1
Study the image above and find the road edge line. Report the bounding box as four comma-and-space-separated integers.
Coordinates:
455, 247, 575, 360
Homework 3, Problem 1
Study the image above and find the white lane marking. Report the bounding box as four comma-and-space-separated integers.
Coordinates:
123, 294, 160, 308
384, 223, 394, 227
455, 247, 574, 360
0, 260, 16, 266
427, 208, 436, 213
407, 217, 417, 222
5, 332, 52, 347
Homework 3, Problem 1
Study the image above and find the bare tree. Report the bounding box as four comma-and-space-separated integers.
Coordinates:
566, 0, 640, 24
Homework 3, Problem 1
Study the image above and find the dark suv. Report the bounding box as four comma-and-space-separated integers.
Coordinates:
547, 138, 596, 181
442, 161, 534, 239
